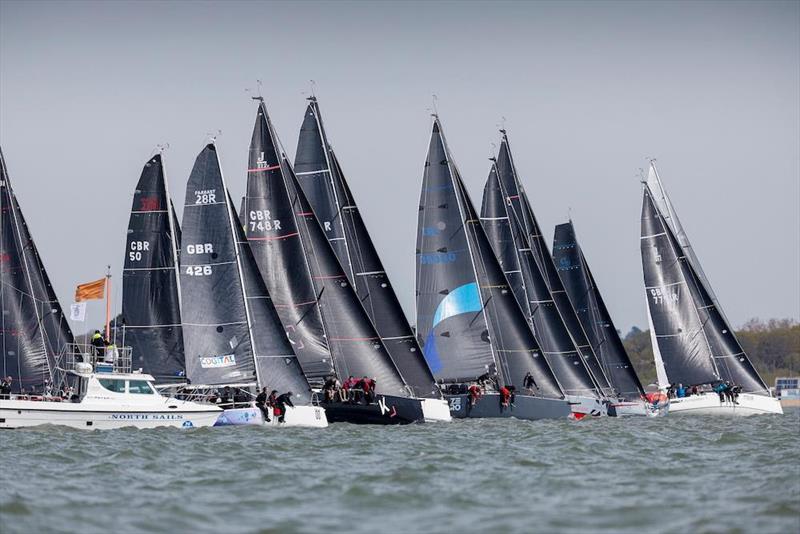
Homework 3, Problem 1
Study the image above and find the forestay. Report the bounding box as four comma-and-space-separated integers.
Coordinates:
294, 98, 439, 398
122, 154, 185, 382
1, 147, 75, 393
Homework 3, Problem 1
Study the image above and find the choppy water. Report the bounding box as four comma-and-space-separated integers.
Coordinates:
1, 409, 798, 534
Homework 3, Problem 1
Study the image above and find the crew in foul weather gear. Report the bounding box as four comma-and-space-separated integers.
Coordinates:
255, 387, 271, 422
90, 330, 107, 358
499, 386, 512, 411
0, 376, 12, 398
275, 392, 294, 423
468, 384, 482, 407
523, 372, 537, 392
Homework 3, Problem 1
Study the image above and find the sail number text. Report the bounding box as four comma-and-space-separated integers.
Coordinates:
128, 240, 150, 262
248, 210, 281, 232
184, 243, 215, 276
649, 287, 679, 305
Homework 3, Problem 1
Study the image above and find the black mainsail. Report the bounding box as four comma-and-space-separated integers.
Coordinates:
122, 154, 185, 382
243, 101, 410, 398
180, 143, 310, 396
294, 98, 439, 398
415, 118, 563, 398
640, 166, 768, 394
553, 220, 645, 400
1, 147, 75, 393
481, 141, 605, 399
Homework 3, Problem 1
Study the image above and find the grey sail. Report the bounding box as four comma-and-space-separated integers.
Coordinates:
1, 147, 75, 393
244, 101, 410, 397
641, 172, 768, 394
553, 221, 645, 400
122, 154, 185, 382
482, 149, 603, 398
294, 98, 439, 398
416, 119, 562, 398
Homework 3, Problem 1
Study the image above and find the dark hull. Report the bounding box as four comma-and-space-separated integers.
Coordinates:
321, 395, 424, 425
446, 393, 571, 420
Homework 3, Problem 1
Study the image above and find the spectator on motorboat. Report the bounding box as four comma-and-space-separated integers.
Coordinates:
255, 387, 271, 422
90, 330, 107, 359
274, 391, 294, 423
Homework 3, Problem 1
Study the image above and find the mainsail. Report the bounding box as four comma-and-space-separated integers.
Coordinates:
294, 98, 439, 398
415, 118, 562, 398
243, 101, 410, 397
1, 147, 75, 392
640, 172, 768, 394
553, 221, 645, 400
180, 143, 309, 396
122, 154, 185, 381
481, 135, 606, 398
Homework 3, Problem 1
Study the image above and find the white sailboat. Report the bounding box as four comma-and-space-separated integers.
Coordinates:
640, 162, 782, 416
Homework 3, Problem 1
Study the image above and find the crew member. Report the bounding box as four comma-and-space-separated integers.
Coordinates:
499, 385, 512, 412
275, 391, 294, 423
523, 372, 537, 392
90, 330, 107, 359
0, 376, 12, 399
468, 383, 482, 408
360, 376, 375, 404
255, 387, 271, 422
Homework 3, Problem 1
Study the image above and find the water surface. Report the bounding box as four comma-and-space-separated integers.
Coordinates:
1, 409, 798, 533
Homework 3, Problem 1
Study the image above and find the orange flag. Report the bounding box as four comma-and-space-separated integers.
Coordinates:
75, 278, 106, 302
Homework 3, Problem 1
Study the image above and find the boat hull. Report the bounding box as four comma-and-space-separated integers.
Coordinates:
446, 393, 571, 420
610, 399, 670, 417
565, 395, 608, 419
669, 392, 783, 416
421, 397, 452, 422
322, 395, 424, 425
214, 405, 328, 428
0, 399, 221, 430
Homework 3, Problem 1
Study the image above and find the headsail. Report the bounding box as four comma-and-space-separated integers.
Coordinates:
1, 147, 75, 392
180, 143, 310, 398
553, 221, 645, 400
641, 171, 768, 394
244, 102, 410, 397
294, 98, 439, 398
416, 119, 562, 398
482, 136, 606, 398
122, 154, 185, 382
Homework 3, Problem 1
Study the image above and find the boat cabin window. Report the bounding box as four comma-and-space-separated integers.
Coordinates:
98, 379, 126, 393
127, 380, 155, 395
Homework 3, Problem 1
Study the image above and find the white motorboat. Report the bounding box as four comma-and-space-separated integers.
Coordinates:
0, 360, 221, 430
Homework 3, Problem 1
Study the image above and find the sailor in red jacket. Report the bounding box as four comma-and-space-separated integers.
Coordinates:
499, 385, 512, 411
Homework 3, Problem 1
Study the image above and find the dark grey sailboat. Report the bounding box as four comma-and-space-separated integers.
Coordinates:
243, 101, 427, 424
640, 162, 781, 415
553, 220, 651, 415
415, 118, 570, 420
480, 132, 610, 417
179, 143, 326, 426
294, 97, 440, 401
122, 153, 185, 382
1, 147, 75, 393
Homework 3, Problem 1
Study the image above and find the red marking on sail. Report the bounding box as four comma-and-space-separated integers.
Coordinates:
296, 211, 314, 216
248, 232, 299, 241
139, 196, 160, 211
248, 165, 280, 173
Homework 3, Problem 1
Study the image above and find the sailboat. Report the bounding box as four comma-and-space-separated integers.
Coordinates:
243, 99, 427, 424
294, 96, 449, 421
179, 142, 327, 427
553, 220, 667, 416
415, 117, 571, 420
640, 162, 781, 415
122, 152, 186, 383
480, 131, 610, 417
0, 147, 220, 429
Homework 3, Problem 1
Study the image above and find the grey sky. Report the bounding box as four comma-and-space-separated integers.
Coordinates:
1, 0, 798, 334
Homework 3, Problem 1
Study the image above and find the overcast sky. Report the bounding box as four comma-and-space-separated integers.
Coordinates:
1, 0, 798, 334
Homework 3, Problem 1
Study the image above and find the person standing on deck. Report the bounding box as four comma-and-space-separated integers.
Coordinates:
275, 391, 294, 423
255, 387, 271, 422
90, 330, 107, 360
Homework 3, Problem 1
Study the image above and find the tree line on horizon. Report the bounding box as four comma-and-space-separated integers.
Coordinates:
623, 318, 800, 387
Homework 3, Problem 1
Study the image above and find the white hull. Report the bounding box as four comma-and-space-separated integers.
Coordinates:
0, 399, 221, 430
669, 392, 783, 416
215, 405, 328, 428
421, 398, 452, 422
566, 395, 608, 418
612, 400, 670, 417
